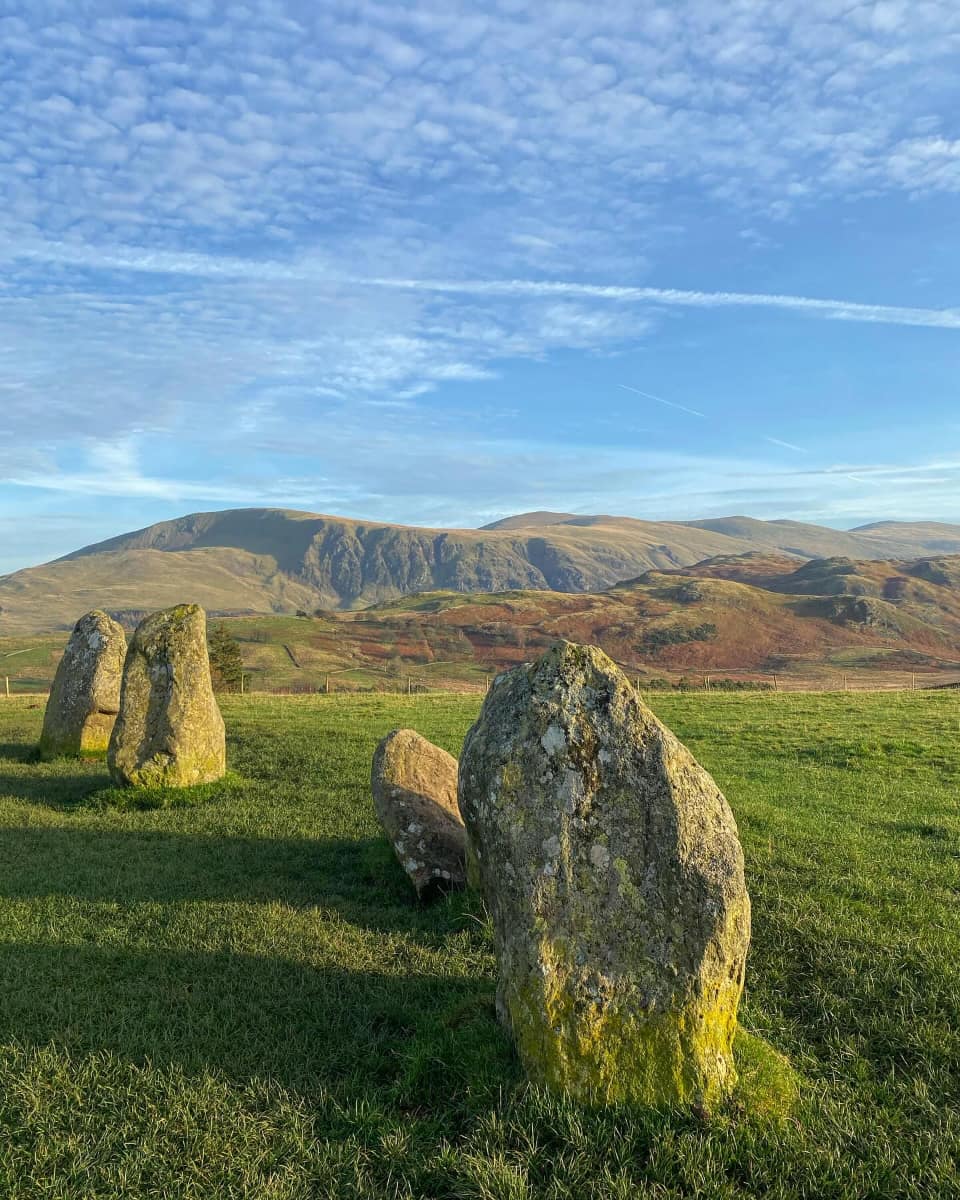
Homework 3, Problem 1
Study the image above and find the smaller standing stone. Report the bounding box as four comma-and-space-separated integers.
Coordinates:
108, 604, 226, 788
39, 611, 127, 758
371, 728, 465, 900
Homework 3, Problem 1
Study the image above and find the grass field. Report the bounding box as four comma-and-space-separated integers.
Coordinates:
5, 623, 959, 699
0, 690, 958, 1197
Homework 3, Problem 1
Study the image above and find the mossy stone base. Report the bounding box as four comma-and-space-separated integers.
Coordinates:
507, 937, 746, 1108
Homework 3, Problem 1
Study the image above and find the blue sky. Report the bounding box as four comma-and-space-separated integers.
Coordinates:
2, 0, 960, 573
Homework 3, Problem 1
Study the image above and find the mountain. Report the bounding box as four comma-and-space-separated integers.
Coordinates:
4, 506, 960, 634
480, 511, 580, 530
345, 549, 960, 686
682, 516, 960, 560
10, 551, 960, 694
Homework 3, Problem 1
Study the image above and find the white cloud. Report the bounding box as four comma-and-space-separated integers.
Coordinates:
1, 0, 959, 263
0, 0, 958, 570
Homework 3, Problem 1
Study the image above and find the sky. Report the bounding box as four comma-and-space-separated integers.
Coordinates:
2, 0, 960, 573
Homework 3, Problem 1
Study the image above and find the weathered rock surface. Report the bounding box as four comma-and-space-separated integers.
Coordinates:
38, 611, 127, 758
371, 728, 465, 900
458, 641, 750, 1107
108, 604, 225, 788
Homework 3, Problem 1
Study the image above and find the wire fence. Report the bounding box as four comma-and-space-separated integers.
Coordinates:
4, 668, 960, 700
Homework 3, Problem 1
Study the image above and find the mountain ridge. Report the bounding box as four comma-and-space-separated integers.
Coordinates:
10, 547, 960, 693
5, 506, 960, 634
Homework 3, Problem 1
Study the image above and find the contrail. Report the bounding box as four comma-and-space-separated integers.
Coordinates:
764, 436, 808, 453
3, 238, 960, 331
368, 277, 960, 331
618, 383, 706, 418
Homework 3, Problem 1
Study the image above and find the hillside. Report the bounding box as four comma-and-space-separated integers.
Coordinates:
7, 551, 960, 694
5, 507, 960, 635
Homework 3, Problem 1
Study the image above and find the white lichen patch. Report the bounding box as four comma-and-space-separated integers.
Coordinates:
541, 834, 561, 860
540, 724, 566, 756
589, 843, 610, 871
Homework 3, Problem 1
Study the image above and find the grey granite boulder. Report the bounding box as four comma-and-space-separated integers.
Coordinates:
372, 728, 465, 900
108, 604, 225, 788
38, 611, 127, 758
458, 641, 750, 1107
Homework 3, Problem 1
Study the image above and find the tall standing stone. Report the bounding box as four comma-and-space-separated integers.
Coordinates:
38, 611, 127, 758
371, 728, 466, 900
108, 604, 226, 788
458, 641, 750, 1108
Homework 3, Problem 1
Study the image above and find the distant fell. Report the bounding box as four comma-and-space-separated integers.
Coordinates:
479, 511, 579, 530
4, 506, 960, 633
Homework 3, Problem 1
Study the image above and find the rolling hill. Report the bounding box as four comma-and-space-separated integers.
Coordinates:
7, 550, 960, 694
4, 506, 960, 635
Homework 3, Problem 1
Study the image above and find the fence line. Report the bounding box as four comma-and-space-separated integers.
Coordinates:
4, 670, 960, 700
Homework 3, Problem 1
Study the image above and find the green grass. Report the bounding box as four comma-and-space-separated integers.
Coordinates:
0, 636, 64, 694
0, 690, 958, 1198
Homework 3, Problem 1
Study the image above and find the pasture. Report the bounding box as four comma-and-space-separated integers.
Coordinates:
0, 691, 957, 1198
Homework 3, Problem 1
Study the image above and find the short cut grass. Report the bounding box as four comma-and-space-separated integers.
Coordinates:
0, 689, 957, 1198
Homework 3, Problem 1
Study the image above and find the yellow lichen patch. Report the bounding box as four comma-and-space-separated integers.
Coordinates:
78, 712, 115, 755
506, 936, 743, 1108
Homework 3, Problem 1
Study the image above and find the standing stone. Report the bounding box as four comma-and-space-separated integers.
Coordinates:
38, 611, 127, 758
458, 641, 750, 1108
108, 604, 225, 788
371, 728, 466, 900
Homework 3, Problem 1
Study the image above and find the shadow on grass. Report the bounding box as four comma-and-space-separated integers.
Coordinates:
0, 768, 110, 809
0, 938, 514, 1107
0, 742, 42, 763
0, 762, 247, 813
881, 819, 953, 842
0, 824, 468, 933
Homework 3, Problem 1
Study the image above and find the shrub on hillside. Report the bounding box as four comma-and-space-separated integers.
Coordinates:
638, 622, 718, 655
674, 581, 705, 603
208, 622, 244, 693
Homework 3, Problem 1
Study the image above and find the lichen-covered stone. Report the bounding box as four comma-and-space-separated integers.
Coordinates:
371, 728, 465, 900
458, 641, 750, 1108
108, 604, 225, 788
38, 611, 127, 758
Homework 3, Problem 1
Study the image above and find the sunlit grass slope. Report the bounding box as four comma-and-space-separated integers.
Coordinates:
0, 691, 957, 1197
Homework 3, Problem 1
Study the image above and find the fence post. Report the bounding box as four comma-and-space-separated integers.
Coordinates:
4, 677, 8, 698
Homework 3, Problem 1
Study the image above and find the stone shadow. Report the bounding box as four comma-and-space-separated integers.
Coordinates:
0, 742, 39, 762
0, 939, 508, 1101
0, 824, 476, 935
0, 763, 111, 809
